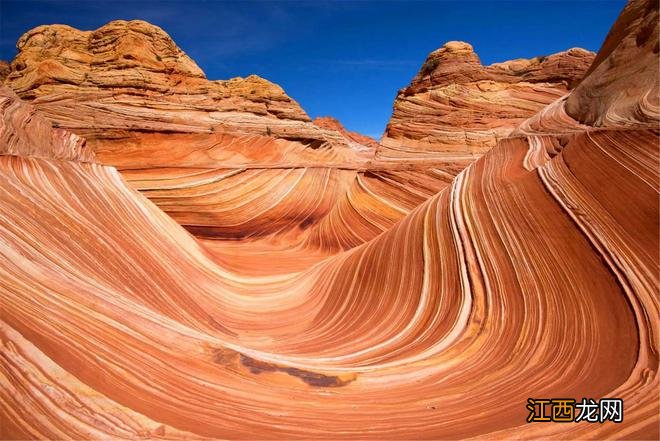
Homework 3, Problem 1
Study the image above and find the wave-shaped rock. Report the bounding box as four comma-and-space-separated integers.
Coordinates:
1, 20, 455, 246
0, 86, 93, 162
2, 20, 384, 241
0, 0, 658, 439
565, 0, 659, 126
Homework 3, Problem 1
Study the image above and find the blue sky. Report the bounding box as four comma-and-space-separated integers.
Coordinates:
1, 0, 625, 138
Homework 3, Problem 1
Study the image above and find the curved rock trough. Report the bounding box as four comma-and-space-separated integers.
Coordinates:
0, 0, 658, 439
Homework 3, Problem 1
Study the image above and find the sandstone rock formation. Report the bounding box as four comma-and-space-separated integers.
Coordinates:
0, 61, 9, 82
1, 20, 383, 243
565, 0, 659, 126
0, 19, 595, 248
313, 116, 379, 148
0, 87, 93, 162
2, 20, 374, 168
379, 41, 595, 160
0, 0, 658, 439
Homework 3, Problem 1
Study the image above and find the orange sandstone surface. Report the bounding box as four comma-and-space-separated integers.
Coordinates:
313, 116, 380, 149
380, 41, 595, 160
0, 0, 658, 439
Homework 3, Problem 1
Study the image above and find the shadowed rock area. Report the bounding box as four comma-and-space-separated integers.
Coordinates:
0, 0, 658, 439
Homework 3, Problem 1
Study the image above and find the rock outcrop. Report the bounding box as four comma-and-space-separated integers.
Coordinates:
379, 42, 595, 160
0, 1, 658, 439
0, 20, 462, 248
565, 0, 659, 126
5, 21, 303, 118
2, 20, 373, 168
0, 61, 9, 82
1, 20, 596, 244
313, 116, 379, 148
2, 20, 381, 240
0, 86, 93, 162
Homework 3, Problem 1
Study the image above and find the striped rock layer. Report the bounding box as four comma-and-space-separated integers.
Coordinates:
313, 116, 380, 149
0, 0, 658, 439
0, 20, 596, 248
379, 41, 595, 160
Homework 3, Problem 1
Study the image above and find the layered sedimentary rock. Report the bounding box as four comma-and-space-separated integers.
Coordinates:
0, 61, 9, 82
565, 0, 659, 126
313, 116, 379, 148
0, 19, 459, 249
2, 20, 372, 167
1, 20, 384, 242
0, 20, 596, 248
1, 0, 659, 439
0, 87, 93, 161
379, 41, 595, 160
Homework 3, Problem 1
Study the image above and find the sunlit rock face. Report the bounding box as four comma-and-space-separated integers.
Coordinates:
0, 20, 595, 248
313, 116, 380, 149
0, 18, 597, 254
565, 0, 659, 127
0, 0, 658, 439
0, 19, 461, 251
2, 19, 371, 166
0, 87, 93, 162
379, 40, 595, 160
1, 20, 384, 244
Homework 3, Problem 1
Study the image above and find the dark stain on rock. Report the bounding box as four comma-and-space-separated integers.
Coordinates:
211, 347, 240, 365
184, 225, 269, 240
239, 354, 354, 388
240, 355, 279, 374
281, 136, 327, 150
299, 216, 316, 230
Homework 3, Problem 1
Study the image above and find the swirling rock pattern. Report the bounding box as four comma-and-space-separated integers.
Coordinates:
0, 20, 462, 248
0, 19, 595, 247
1, 20, 383, 241
0, 87, 93, 162
0, 0, 658, 439
565, 0, 659, 127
